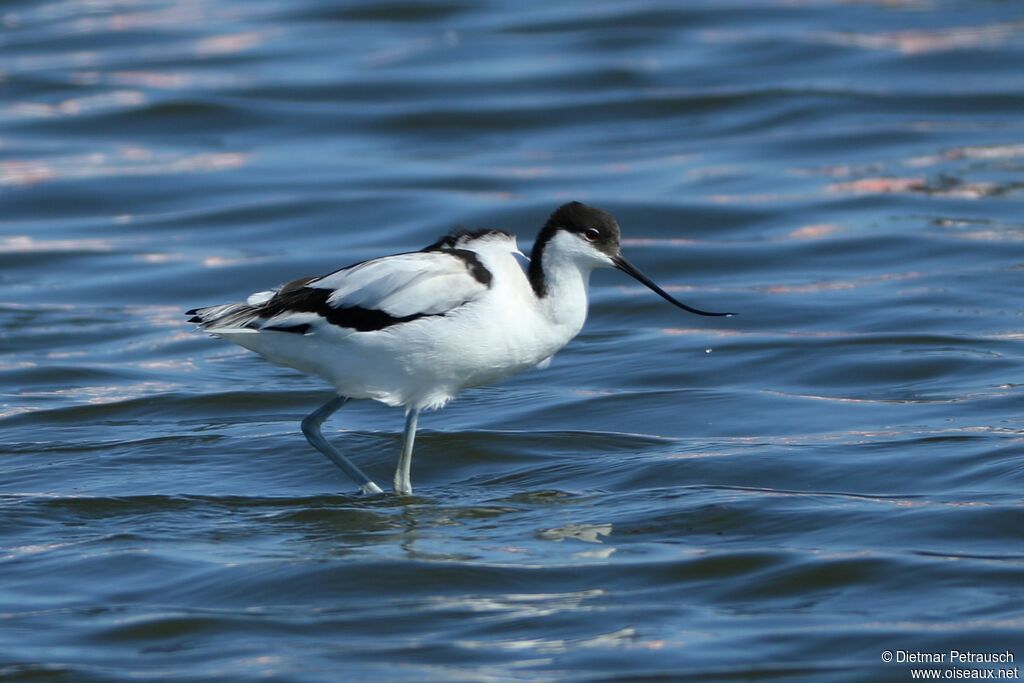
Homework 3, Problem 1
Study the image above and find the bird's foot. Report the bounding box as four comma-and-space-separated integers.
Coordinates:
360, 481, 384, 495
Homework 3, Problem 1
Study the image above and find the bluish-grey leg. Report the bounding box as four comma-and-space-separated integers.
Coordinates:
393, 408, 420, 495
301, 396, 383, 495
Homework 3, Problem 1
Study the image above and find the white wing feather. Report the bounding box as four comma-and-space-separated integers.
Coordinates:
247, 290, 275, 306
312, 252, 487, 317
193, 232, 519, 335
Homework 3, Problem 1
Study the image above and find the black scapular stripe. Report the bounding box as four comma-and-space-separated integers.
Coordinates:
422, 229, 500, 286
260, 286, 432, 333
450, 248, 492, 286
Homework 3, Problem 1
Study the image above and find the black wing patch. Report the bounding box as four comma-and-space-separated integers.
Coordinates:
422, 228, 506, 286
258, 286, 432, 333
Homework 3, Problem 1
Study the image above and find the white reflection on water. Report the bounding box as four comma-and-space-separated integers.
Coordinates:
427, 589, 605, 620
4, 91, 145, 119
539, 523, 613, 544
906, 143, 1024, 168
18, 381, 182, 405
813, 21, 1024, 54
456, 625, 673, 656
704, 20, 1024, 55
0, 236, 116, 253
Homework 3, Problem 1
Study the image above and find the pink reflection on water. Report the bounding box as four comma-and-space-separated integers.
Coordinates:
495, 165, 554, 179
5, 90, 145, 118
905, 143, 1024, 168
100, 5, 208, 32
791, 163, 885, 179
704, 19, 1024, 55
708, 191, 818, 203
0, 150, 247, 187
623, 225, 842, 245
827, 177, 926, 194
201, 254, 267, 268
195, 31, 263, 57
73, 70, 243, 90
789, 223, 841, 240
814, 21, 1024, 54
19, 381, 182, 406
0, 236, 115, 253
828, 176, 1010, 199
0, 161, 55, 186
754, 270, 922, 294
135, 252, 186, 264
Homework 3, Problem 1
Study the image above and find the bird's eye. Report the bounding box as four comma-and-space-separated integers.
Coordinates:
584, 228, 601, 242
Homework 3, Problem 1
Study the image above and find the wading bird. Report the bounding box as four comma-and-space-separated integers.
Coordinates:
188, 202, 732, 495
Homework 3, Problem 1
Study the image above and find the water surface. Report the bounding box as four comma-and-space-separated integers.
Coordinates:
2, 1, 1023, 681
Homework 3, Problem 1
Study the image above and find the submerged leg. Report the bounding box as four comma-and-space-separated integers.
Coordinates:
393, 408, 420, 495
301, 396, 383, 495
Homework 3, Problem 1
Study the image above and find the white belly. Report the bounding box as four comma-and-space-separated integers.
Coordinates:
216, 288, 580, 410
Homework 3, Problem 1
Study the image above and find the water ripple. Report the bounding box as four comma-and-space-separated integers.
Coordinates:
2, 0, 1023, 680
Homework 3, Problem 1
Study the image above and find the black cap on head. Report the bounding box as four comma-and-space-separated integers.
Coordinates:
530, 201, 735, 316
542, 201, 621, 257
529, 201, 621, 296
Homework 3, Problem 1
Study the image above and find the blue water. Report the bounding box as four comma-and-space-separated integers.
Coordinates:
2, 1, 1023, 681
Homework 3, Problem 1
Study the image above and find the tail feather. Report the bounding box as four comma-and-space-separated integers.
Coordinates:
187, 302, 261, 331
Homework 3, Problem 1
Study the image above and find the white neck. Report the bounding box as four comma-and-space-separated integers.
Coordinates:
532, 231, 597, 337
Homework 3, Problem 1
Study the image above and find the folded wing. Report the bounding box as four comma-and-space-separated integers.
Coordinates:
189, 249, 492, 335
